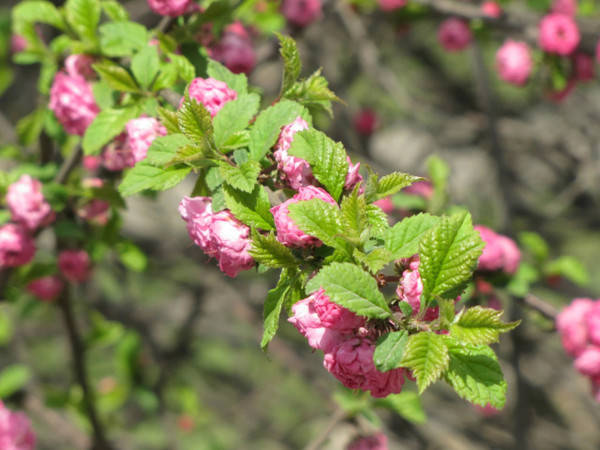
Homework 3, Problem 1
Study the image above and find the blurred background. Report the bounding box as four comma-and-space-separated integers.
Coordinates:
1, 0, 600, 448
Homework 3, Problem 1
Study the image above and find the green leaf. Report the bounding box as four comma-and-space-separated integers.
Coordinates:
65, 0, 100, 42
340, 189, 368, 241
213, 94, 260, 148
444, 344, 507, 409
276, 33, 301, 94
248, 100, 305, 161
261, 269, 293, 349
287, 199, 350, 254
144, 134, 192, 166
419, 211, 484, 305
385, 213, 440, 259
284, 69, 340, 116
376, 173, 423, 200
288, 129, 348, 201
152, 62, 178, 91
249, 230, 298, 269
219, 161, 261, 193
93, 61, 140, 93
366, 204, 389, 238
102, 0, 129, 21
353, 248, 393, 274
545, 256, 589, 286
83, 106, 140, 155
0, 364, 31, 398
506, 262, 539, 297
427, 155, 449, 213
92, 80, 115, 110
169, 53, 196, 83
223, 184, 274, 230
178, 94, 214, 147
12, 1, 66, 30
438, 298, 456, 327
99, 21, 148, 57
400, 332, 449, 393
221, 131, 250, 151
117, 241, 147, 272
118, 161, 191, 196
206, 59, 247, 95
373, 331, 409, 372
518, 231, 549, 262
375, 392, 427, 424
450, 306, 520, 345
157, 107, 180, 134
131, 45, 160, 89
306, 262, 391, 319
16, 108, 46, 146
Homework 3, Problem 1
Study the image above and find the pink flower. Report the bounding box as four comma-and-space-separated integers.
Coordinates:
496, 40, 533, 86
125, 116, 167, 163
474, 403, 501, 417
403, 180, 433, 199
281, 0, 322, 27
345, 159, 363, 191
481, 1, 502, 18
209, 210, 254, 277
82, 155, 101, 171
0, 401, 36, 450
538, 13, 580, 56
395, 256, 440, 321
474, 225, 521, 274
378, 0, 406, 12
438, 18, 472, 52
0, 224, 35, 268
288, 295, 346, 352
179, 196, 218, 257
49, 71, 99, 136
573, 52, 594, 81
347, 432, 388, 450
373, 197, 394, 213
574, 347, 600, 377
184, 77, 237, 118
77, 199, 110, 225
147, 0, 191, 16
10, 34, 27, 53
274, 117, 315, 189
58, 249, 91, 283
271, 186, 337, 248
354, 109, 378, 136
556, 298, 594, 357
313, 288, 365, 331
6, 175, 55, 231
586, 303, 600, 346
64, 54, 96, 80
27, 275, 64, 302
208, 23, 256, 75
102, 134, 136, 171
552, 0, 577, 16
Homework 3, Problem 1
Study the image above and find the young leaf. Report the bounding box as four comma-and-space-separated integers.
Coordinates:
340, 189, 368, 241
99, 21, 148, 57
206, 59, 247, 95
287, 129, 348, 201
419, 211, 484, 305
219, 161, 261, 193
261, 269, 293, 349
93, 61, 140, 93
177, 94, 214, 147
213, 94, 260, 148
375, 392, 427, 424
102, 0, 129, 21
65, 0, 100, 42
223, 184, 274, 230
444, 344, 507, 409
131, 45, 160, 89
276, 33, 301, 94
305, 262, 391, 319
450, 306, 520, 345
427, 155, 449, 214
12, 1, 66, 30
144, 134, 191, 166
82, 106, 140, 155
353, 248, 393, 274
118, 162, 191, 197
248, 100, 305, 161
545, 256, 589, 286
366, 204, 389, 238
169, 53, 196, 83
157, 107, 180, 134
373, 330, 409, 372
376, 173, 422, 199
284, 69, 340, 116
249, 230, 298, 269
400, 332, 449, 393
385, 213, 440, 259
0, 364, 31, 398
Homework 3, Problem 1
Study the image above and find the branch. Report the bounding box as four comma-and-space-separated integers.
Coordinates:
54, 146, 83, 184
520, 293, 559, 322
304, 407, 348, 450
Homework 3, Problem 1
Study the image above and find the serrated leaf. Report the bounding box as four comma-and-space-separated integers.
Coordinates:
284, 69, 340, 116
438, 298, 456, 326
375, 173, 422, 200
221, 130, 250, 151
261, 269, 293, 349
168, 53, 195, 83
177, 94, 214, 147
400, 332, 449, 393
206, 59, 247, 95
12, 1, 66, 30
419, 211, 484, 306
250, 230, 298, 268
427, 155, 449, 214
287, 199, 350, 254
444, 344, 506, 409
82, 106, 139, 155
340, 189, 368, 241
306, 262, 391, 319
373, 331, 409, 372
223, 184, 274, 230
99, 21, 148, 57
144, 134, 191, 166
353, 248, 393, 274
102, 0, 129, 21
385, 213, 440, 259
366, 204, 389, 238
118, 161, 191, 196
16, 107, 46, 146
248, 100, 305, 161
450, 306, 520, 345
213, 94, 260, 148
276, 33, 301, 94
131, 45, 159, 89
93, 61, 140, 93
65, 0, 100, 42
287, 129, 348, 201
219, 161, 261, 193
375, 392, 427, 424
157, 107, 180, 134
167, 145, 208, 167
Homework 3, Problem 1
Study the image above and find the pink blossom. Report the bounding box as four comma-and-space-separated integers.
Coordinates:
345, 159, 363, 191
496, 40, 533, 86
556, 298, 594, 357
538, 13, 580, 56
574, 347, 600, 377
395, 256, 440, 321
474, 225, 521, 274
49, 71, 99, 136
271, 186, 337, 248
552, 0, 577, 16
82, 177, 104, 189
77, 199, 110, 225
102, 134, 136, 171
474, 403, 501, 417
209, 210, 254, 277
209, 23, 256, 75
274, 117, 315, 189
481, 1, 502, 18
27, 275, 64, 302
147, 0, 191, 16
438, 18, 472, 52
184, 77, 237, 118
83, 155, 101, 171
378, 0, 406, 12
10, 35, 27, 53
0, 401, 36, 450
347, 432, 388, 450
125, 116, 167, 163
0, 224, 35, 268
179, 196, 218, 257
58, 249, 91, 283
373, 197, 394, 213
288, 296, 345, 352
573, 52, 594, 81
281, 0, 322, 27
586, 303, 600, 346
354, 109, 378, 136
64, 54, 95, 80
312, 288, 365, 331
6, 175, 55, 231
403, 180, 433, 199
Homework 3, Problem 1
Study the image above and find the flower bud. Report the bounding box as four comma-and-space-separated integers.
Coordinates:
58, 249, 91, 283
6, 175, 55, 231
0, 224, 35, 268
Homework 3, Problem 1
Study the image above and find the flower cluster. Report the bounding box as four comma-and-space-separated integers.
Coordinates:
474, 225, 521, 275
0, 401, 36, 450
185, 77, 238, 117
208, 22, 256, 75
496, 40, 533, 86
556, 298, 600, 401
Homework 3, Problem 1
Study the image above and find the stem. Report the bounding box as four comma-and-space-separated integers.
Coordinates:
520, 294, 558, 322
54, 146, 83, 184
58, 287, 112, 450
304, 408, 347, 450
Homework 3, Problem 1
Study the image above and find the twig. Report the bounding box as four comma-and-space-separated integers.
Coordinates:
305, 407, 348, 450
54, 146, 83, 184
521, 294, 558, 321
58, 287, 113, 450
